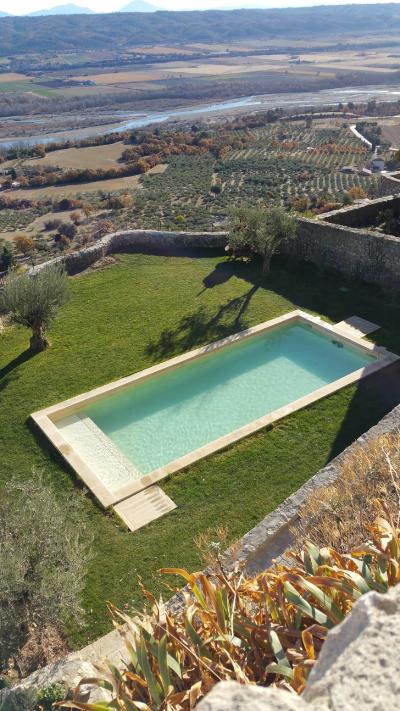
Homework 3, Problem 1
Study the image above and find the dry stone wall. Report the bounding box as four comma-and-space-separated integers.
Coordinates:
323, 195, 400, 228
375, 173, 400, 197
283, 217, 400, 289
30, 216, 400, 290
30, 229, 227, 276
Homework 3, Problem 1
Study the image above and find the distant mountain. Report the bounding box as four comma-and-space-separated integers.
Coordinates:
1, 5, 400, 54
119, 1, 160, 12
0, 10, 11, 15
28, 4, 93, 15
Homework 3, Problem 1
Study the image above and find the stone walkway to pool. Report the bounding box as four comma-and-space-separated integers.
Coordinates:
334, 315, 380, 339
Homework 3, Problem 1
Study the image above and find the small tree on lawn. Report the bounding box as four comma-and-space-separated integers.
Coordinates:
0, 472, 92, 673
0, 263, 70, 352
229, 205, 297, 274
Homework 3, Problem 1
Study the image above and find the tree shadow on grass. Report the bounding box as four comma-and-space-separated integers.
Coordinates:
199, 261, 237, 292
328, 361, 400, 463
145, 284, 259, 360
0, 348, 35, 392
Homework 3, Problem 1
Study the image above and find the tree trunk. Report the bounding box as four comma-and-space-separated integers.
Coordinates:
262, 252, 271, 274
30, 321, 49, 352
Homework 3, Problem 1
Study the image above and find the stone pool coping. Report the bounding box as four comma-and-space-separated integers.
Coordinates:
31, 309, 399, 514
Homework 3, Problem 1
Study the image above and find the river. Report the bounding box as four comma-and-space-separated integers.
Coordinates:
1, 84, 400, 150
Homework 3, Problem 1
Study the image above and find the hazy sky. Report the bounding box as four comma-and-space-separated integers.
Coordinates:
1, 0, 398, 15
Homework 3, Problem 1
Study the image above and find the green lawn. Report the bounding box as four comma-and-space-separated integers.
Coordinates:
1, 253, 400, 650
0, 80, 55, 96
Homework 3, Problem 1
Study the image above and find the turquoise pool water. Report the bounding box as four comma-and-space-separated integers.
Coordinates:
84, 323, 375, 475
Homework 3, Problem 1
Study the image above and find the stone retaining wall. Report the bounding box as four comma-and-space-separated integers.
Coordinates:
376, 173, 400, 197
322, 194, 400, 228
30, 217, 400, 290
30, 229, 227, 276
284, 216, 400, 289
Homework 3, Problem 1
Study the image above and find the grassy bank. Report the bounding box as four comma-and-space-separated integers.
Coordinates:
1, 252, 399, 649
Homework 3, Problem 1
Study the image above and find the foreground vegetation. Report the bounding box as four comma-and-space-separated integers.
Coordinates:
1, 253, 400, 653
59, 433, 400, 709
62, 450, 400, 711
0, 474, 91, 675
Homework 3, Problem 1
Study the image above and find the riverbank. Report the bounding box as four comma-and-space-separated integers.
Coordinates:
2, 84, 400, 150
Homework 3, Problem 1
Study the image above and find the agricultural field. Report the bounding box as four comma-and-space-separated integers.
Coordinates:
379, 120, 400, 150
9, 164, 168, 199
0, 208, 85, 243
73, 47, 400, 89
113, 122, 378, 232
0, 72, 56, 96
221, 124, 375, 201
0, 207, 45, 235
24, 141, 126, 170
1, 121, 379, 247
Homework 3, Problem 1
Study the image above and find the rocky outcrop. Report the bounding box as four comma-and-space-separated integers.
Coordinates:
198, 683, 308, 711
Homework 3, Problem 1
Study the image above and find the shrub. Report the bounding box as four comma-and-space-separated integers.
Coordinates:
293, 432, 400, 552
348, 186, 367, 200
0, 472, 92, 673
69, 211, 82, 225
57, 198, 83, 212
93, 220, 113, 239
13, 235, 35, 255
44, 218, 62, 231
36, 683, 66, 710
0, 244, 15, 273
210, 183, 222, 194
106, 194, 134, 210
342, 192, 353, 206
58, 222, 77, 240
61, 507, 400, 710
54, 233, 70, 250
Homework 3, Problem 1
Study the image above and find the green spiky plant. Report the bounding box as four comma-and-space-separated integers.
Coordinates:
58, 505, 400, 711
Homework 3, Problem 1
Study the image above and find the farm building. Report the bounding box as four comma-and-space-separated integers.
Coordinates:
370, 158, 386, 173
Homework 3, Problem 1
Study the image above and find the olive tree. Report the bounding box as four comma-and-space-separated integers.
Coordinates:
0, 472, 92, 671
0, 264, 70, 352
229, 205, 297, 274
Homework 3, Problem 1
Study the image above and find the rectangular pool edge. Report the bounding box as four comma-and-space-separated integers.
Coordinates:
31, 310, 399, 510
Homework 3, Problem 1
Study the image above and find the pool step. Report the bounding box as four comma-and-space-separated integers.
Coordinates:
57, 413, 142, 493
335, 316, 380, 339
113, 485, 177, 532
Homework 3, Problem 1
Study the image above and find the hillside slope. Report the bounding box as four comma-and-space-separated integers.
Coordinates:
0, 4, 400, 54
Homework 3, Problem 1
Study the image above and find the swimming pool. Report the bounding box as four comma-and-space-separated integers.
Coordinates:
31, 310, 398, 510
